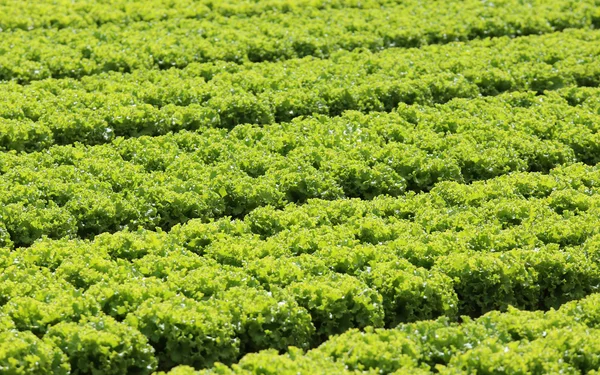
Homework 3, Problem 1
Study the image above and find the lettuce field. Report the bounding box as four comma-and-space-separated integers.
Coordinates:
3, 0, 600, 374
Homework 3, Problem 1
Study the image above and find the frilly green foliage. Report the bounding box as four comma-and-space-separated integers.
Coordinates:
0, 0, 598, 83
205, 292, 600, 374
1, 30, 600, 151
46, 315, 157, 375
3, 1, 600, 373
125, 297, 239, 369
0, 331, 70, 375
3, 86, 600, 246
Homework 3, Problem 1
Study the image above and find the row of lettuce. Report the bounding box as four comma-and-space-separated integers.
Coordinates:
2, 88, 600, 246
168, 292, 600, 374
0, 2, 599, 83
2, 29, 600, 150
1, 0, 596, 32
1, 162, 600, 373
0, 0, 402, 30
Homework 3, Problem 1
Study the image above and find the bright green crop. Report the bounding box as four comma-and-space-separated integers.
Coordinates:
2, 88, 600, 246
3, 0, 600, 373
0, 0, 598, 83
1, 29, 600, 150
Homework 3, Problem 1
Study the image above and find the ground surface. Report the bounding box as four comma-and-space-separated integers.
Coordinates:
2, 1, 600, 374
